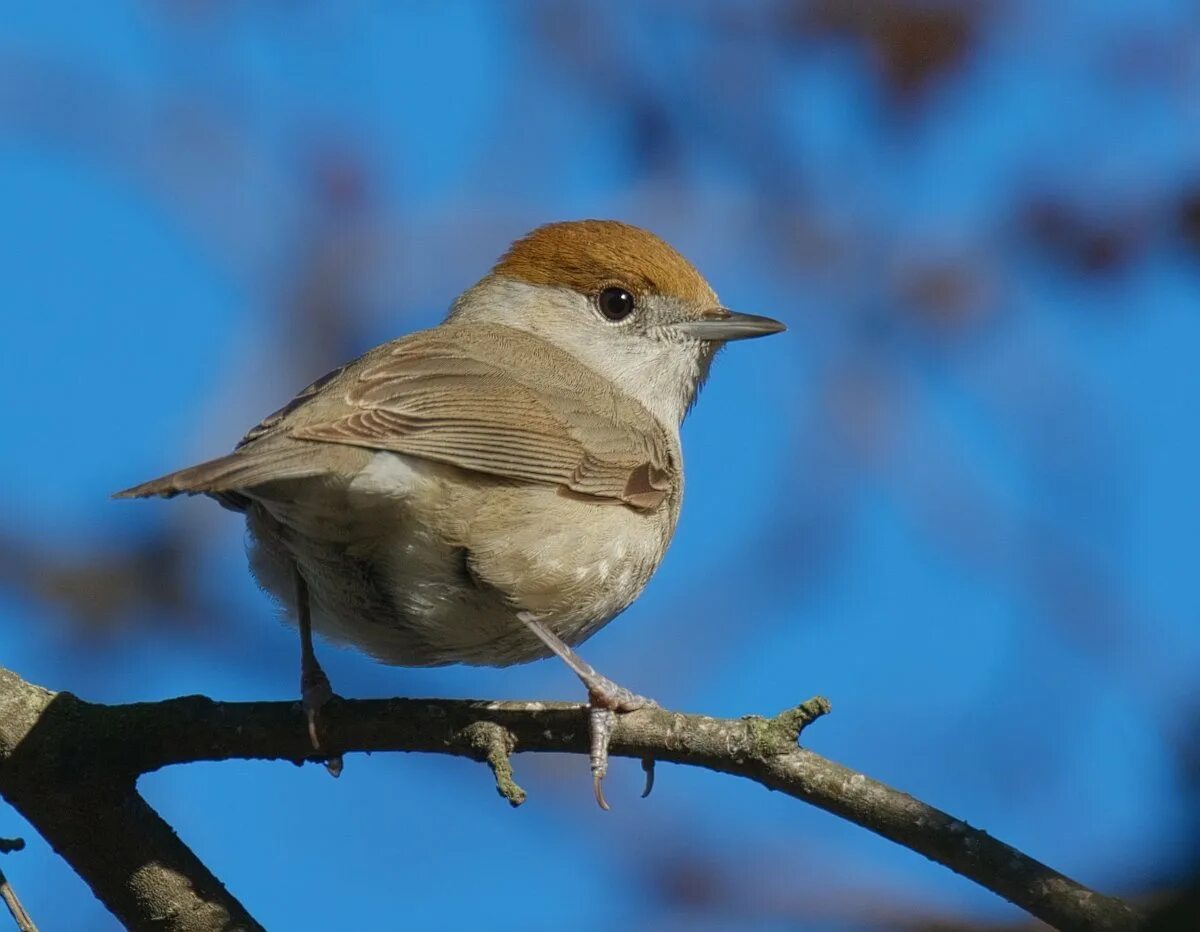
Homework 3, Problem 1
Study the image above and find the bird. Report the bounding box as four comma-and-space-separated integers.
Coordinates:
116, 219, 785, 807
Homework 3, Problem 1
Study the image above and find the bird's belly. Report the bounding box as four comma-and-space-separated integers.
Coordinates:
245, 454, 671, 668
368, 516, 657, 667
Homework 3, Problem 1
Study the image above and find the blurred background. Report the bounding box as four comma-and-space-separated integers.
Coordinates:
1, 2, 1198, 929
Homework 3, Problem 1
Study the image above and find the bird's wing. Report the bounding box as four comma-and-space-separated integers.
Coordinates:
235, 362, 351, 449
114, 361, 364, 502
115, 325, 676, 511
287, 325, 675, 511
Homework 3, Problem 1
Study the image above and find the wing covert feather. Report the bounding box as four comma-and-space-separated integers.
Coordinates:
288, 325, 675, 510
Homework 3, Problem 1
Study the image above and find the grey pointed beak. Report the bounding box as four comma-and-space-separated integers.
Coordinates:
670, 309, 787, 342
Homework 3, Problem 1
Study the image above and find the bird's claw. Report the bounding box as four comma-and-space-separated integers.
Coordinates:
301, 673, 333, 750
587, 678, 657, 714
641, 757, 656, 798
586, 682, 657, 811
301, 669, 342, 777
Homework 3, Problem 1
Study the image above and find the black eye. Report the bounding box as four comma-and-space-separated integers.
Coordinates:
597, 286, 635, 321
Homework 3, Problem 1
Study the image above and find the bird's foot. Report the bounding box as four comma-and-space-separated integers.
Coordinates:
300, 665, 343, 778
514, 612, 656, 808
585, 676, 657, 811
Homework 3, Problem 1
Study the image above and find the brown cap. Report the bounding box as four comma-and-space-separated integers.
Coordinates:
492, 220, 716, 305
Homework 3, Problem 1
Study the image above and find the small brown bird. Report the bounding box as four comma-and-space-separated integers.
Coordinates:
117, 220, 784, 806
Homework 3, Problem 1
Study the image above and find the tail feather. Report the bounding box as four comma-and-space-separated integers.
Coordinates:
113, 446, 323, 500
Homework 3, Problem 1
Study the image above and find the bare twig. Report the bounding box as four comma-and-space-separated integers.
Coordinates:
457, 720, 526, 806
0, 667, 1140, 932
0, 865, 35, 932
0, 839, 34, 932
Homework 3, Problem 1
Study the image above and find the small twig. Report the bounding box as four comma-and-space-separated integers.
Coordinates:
0, 842, 21, 856
773, 696, 833, 741
458, 721, 525, 807
0, 864, 35, 932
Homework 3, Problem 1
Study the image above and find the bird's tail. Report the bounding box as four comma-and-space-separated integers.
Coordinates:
113, 446, 321, 500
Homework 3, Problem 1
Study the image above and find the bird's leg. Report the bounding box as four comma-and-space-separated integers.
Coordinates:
294, 566, 330, 748
518, 612, 657, 810
294, 565, 342, 777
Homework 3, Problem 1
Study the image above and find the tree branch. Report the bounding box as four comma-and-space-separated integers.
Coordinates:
0, 667, 1140, 932
0, 670, 262, 932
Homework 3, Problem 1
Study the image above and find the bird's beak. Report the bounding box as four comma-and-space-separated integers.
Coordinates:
669, 309, 787, 342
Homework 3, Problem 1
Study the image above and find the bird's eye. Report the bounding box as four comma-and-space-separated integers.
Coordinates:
597, 286, 635, 321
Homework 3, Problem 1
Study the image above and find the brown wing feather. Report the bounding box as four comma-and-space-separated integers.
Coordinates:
116, 324, 676, 512
292, 324, 675, 510
112, 444, 325, 500
236, 361, 352, 448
